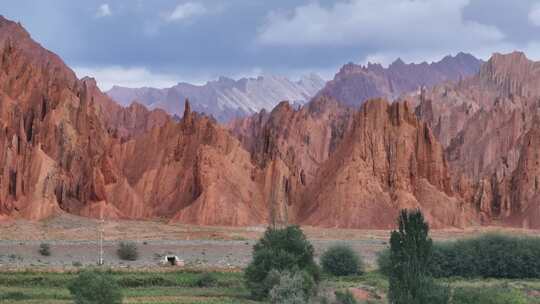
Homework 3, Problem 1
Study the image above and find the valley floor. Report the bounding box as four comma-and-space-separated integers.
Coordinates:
0, 214, 538, 270
1, 214, 540, 303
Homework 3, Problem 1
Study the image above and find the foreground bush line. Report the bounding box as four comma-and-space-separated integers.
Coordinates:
0, 269, 538, 304
378, 233, 540, 279
0, 271, 244, 288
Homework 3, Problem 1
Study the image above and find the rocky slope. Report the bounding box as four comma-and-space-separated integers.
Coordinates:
229, 96, 473, 228
299, 100, 471, 228
412, 52, 540, 228
317, 53, 482, 107
0, 16, 266, 225
0, 16, 110, 220
106, 74, 325, 123
229, 95, 356, 225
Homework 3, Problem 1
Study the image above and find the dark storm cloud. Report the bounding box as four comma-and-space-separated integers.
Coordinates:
1, 0, 540, 89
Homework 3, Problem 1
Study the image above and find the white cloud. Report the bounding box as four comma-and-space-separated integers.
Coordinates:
96, 4, 112, 17
165, 2, 207, 22
73, 66, 181, 91
529, 3, 540, 26
257, 0, 507, 62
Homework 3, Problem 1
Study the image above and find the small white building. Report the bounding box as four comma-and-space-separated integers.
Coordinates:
161, 255, 185, 266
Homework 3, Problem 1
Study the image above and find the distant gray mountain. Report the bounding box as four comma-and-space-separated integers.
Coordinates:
317, 52, 483, 107
106, 74, 325, 122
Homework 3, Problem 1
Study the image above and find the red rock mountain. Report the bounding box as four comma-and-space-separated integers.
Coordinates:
0, 16, 264, 225
318, 53, 482, 108
0, 15, 471, 228
229, 96, 473, 228
299, 100, 472, 228
2, 16, 539, 229
413, 51, 540, 228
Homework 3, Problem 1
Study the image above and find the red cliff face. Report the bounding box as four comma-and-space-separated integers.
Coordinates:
109, 99, 267, 225
229, 95, 355, 225
229, 97, 472, 229
509, 119, 540, 228
412, 52, 540, 227
0, 17, 113, 220
0, 16, 265, 225
298, 100, 472, 228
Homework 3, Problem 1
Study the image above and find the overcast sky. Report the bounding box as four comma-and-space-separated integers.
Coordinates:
3, 0, 540, 90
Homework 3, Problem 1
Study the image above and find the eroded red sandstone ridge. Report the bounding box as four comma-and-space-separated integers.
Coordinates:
1, 15, 539, 228
299, 100, 471, 228
230, 97, 473, 228
412, 52, 540, 228
0, 16, 263, 225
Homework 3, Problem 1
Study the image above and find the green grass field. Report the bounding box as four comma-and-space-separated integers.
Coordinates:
1, 270, 540, 303
0, 270, 256, 304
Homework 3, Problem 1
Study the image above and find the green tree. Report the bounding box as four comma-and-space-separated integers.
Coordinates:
245, 225, 320, 300
269, 270, 314, 304
388, 209, 448, 304
68, 270, 123, 304
321, 244, 363, 276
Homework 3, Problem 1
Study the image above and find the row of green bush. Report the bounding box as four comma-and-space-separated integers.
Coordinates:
378, 233, 540, 279
0, 271, 238, 288
431, 234, 540, 278
66, 270, 224, 304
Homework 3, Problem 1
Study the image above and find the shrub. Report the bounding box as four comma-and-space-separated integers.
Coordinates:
321, 245, 363, 276
334, 290, 357, 304
431, 234, 540, 279
379, 233, 540, 279
117, 241, 138, 261
39, 243, 51, 256
245, 225, 320, 300
452, 286, 527, 304
269, 270, 315, 304
388, 209, 448, 304
72, 261, 82, 267
195, 273, 218, 287
68, 271, 123, 304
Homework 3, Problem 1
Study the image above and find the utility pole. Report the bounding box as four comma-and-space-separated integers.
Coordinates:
98, 216, 104, 266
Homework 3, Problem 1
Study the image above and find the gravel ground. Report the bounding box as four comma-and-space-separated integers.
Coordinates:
0, 239, 387, 270
1, 214, 537, 271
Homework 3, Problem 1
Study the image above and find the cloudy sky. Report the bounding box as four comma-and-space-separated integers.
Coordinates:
2, 0, 540, 90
